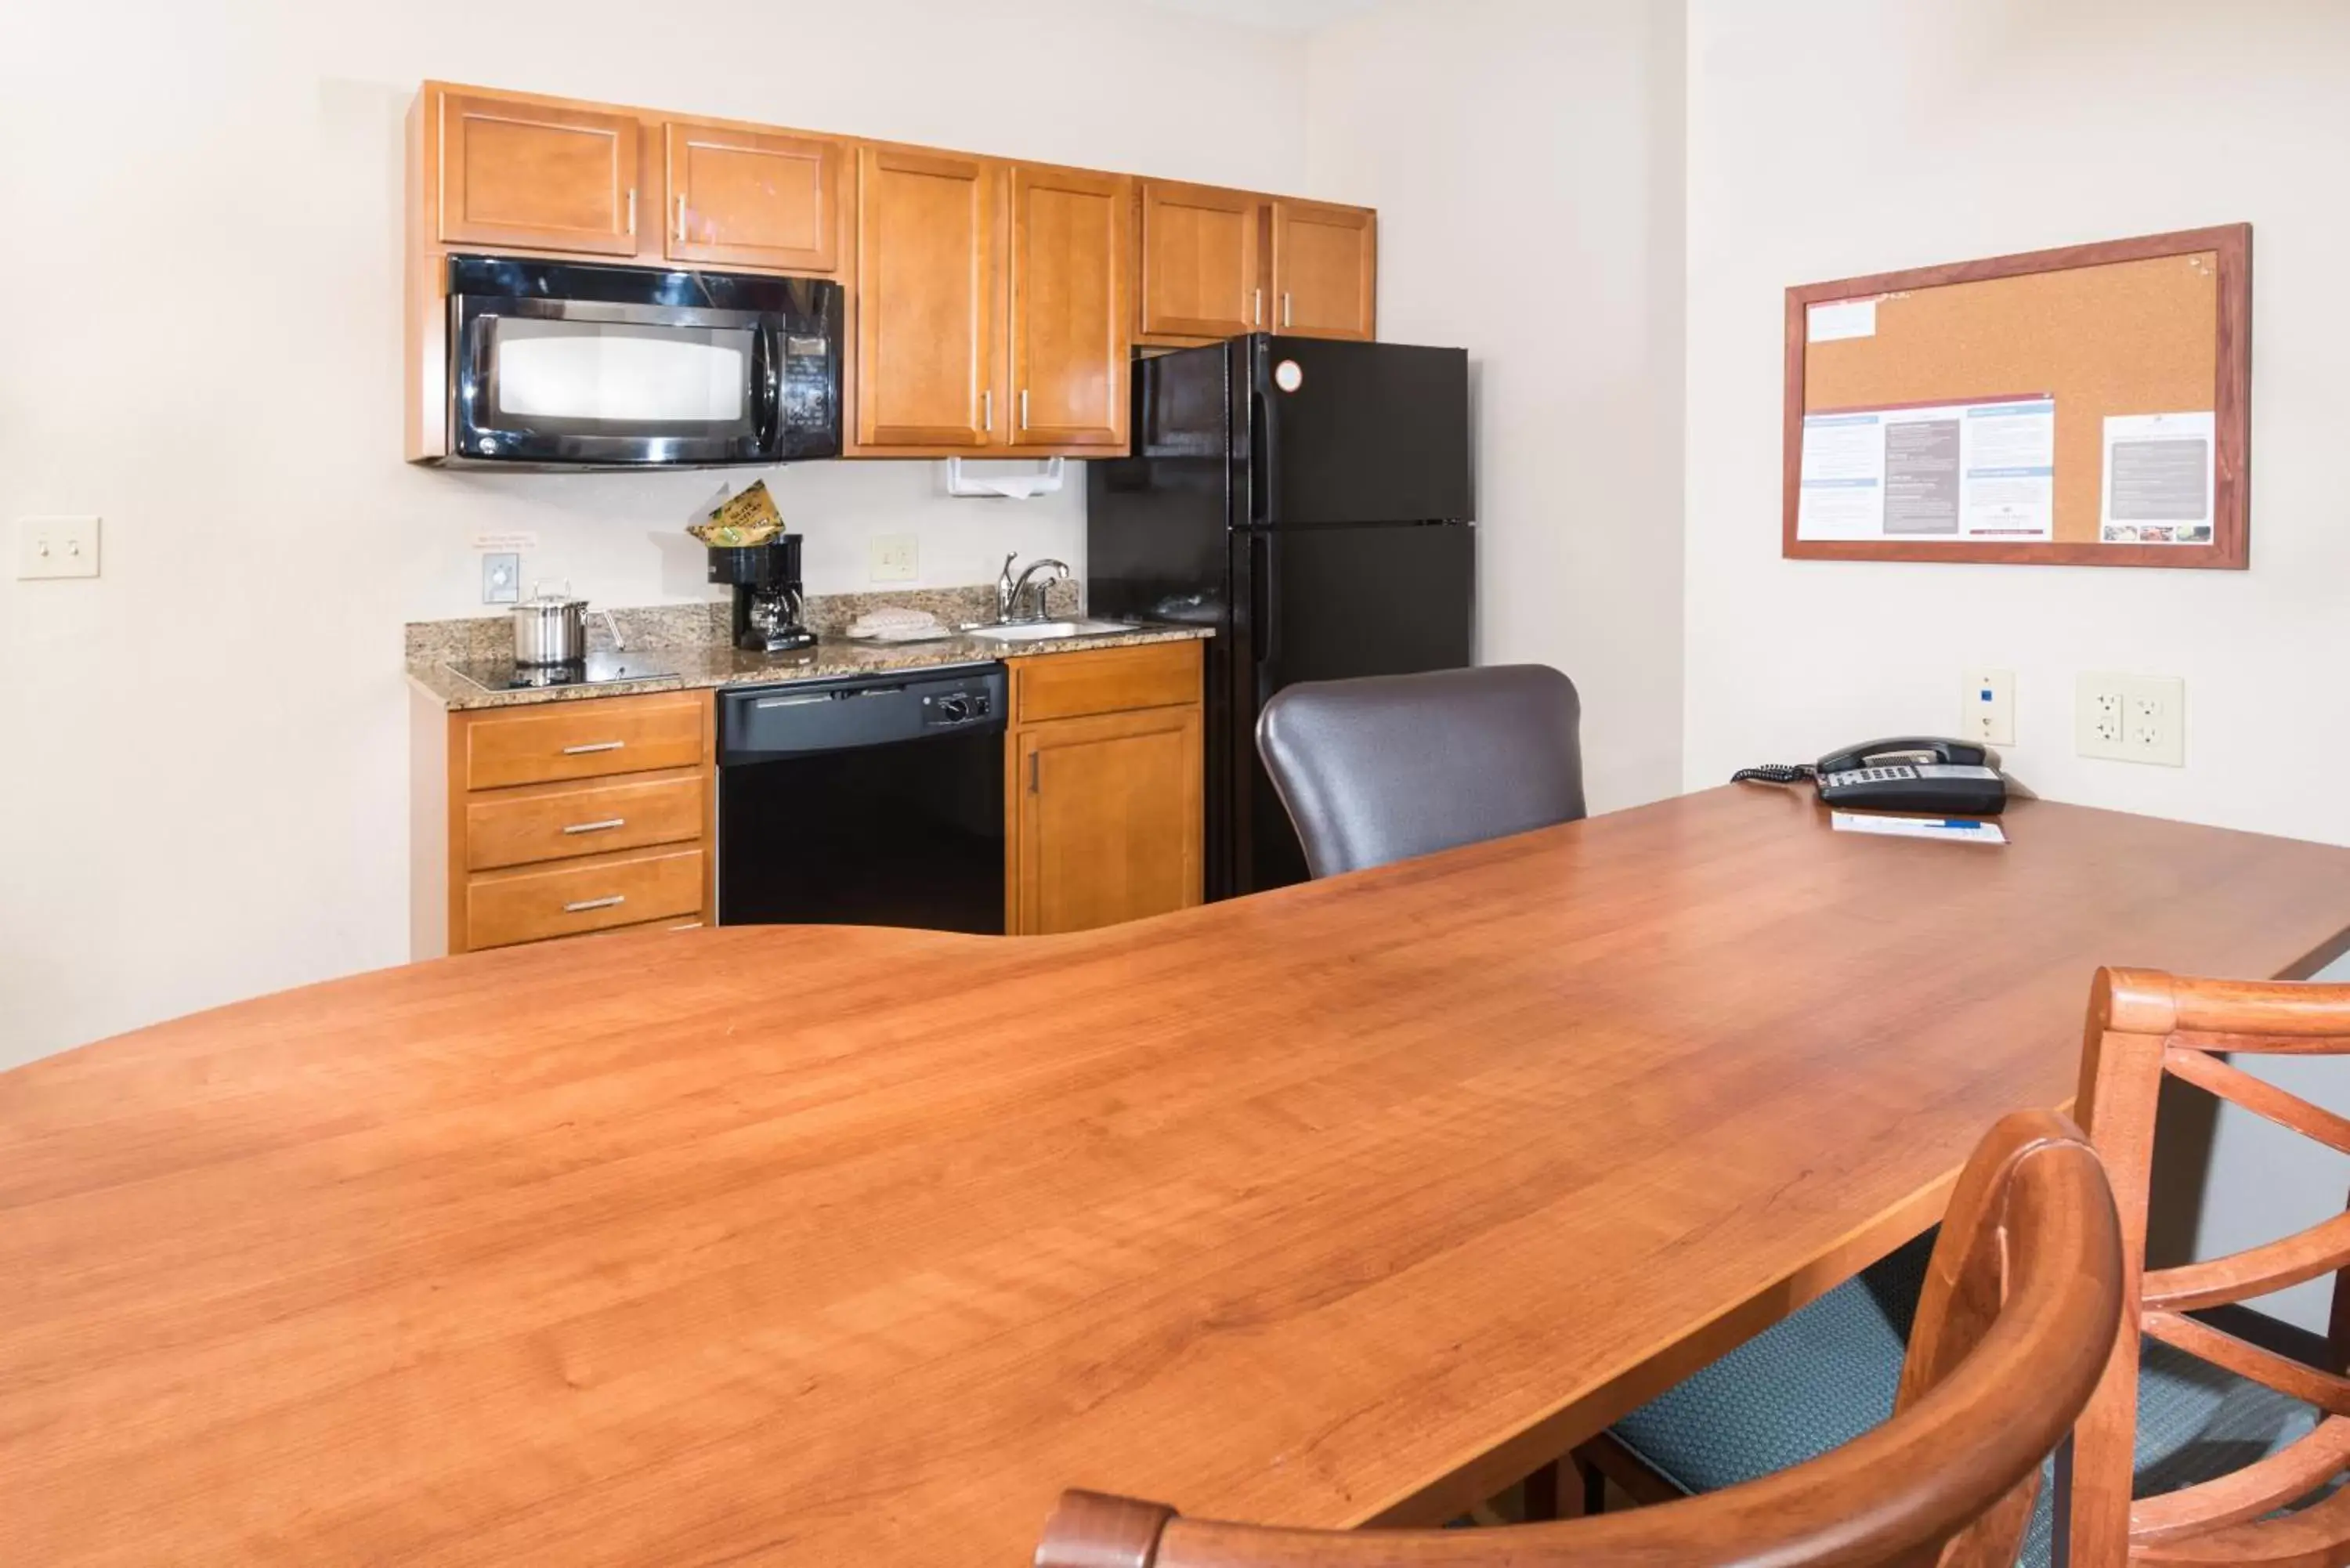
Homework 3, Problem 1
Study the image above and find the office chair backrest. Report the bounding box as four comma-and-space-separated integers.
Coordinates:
1037, 1110, 2122, 1568
1256, 666, 1587, 879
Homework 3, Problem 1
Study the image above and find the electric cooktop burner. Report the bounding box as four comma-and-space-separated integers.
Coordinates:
446, 652, 685, 692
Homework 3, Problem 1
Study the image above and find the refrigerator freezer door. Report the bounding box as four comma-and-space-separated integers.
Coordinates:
1230, 519, 1476, 894
1248, 337, 1471, 527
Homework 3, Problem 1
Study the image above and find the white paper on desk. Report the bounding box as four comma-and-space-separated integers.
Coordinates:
1807, 298, 1878, 342
1832, 811, 2007, 845
2101, 411, 2215, 544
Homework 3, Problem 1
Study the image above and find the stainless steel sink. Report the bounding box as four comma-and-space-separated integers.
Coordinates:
962, 619, 1137, 643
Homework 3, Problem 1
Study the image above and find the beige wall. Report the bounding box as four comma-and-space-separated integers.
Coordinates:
1304, 0, 1687, 813
1683, 0, 2350, 1330
0, 0, 1315, 1064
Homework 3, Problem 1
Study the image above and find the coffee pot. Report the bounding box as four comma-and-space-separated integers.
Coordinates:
707, 536, 815, 654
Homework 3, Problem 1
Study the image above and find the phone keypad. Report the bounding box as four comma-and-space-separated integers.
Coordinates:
1827, 764, 1918, 786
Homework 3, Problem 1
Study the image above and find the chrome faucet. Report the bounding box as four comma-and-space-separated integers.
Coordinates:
996, 555, 1072, 623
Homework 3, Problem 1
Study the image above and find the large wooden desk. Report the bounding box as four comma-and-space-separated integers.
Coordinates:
5, 787, 2348, 1565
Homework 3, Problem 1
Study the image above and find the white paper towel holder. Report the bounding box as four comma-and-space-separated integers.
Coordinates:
942, 457, 1065, 500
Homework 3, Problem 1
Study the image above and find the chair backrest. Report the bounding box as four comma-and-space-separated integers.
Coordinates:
1038, 1110, 2122, 1568
2070, 968, 2350, 1567
1254, 665, 1587, 880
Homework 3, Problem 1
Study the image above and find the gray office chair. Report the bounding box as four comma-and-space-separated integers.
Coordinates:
1255, 665, 1587, 878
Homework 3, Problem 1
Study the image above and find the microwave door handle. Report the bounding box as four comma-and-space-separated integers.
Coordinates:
752, 321, 782, 453
462, 304, 496, 443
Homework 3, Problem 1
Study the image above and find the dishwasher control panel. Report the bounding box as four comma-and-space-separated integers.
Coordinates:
721, 663, 1007, 761
922, 685, 993, 728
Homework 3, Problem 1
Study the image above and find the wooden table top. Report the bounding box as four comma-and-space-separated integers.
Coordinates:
7, 786, 2348, 1566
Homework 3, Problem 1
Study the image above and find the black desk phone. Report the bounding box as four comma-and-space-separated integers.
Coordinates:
1734, 736, 2008, 816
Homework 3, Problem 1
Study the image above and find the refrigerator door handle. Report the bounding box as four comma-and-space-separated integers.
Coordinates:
1248, 385, 1279, 526
1253, 533, 1282, 670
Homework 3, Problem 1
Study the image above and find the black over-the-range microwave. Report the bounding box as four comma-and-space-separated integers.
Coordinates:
434, 254, 844, 468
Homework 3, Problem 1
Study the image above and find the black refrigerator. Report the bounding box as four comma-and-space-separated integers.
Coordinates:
1088, 334, 1474, 900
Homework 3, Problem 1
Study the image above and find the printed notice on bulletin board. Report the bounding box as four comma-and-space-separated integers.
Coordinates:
1797, 395, 2055, 543
2101, 411, 2216, 544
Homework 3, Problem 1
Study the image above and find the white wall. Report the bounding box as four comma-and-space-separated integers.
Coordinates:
1683, 0, 2350, 1330
0, 0, 1314, 1064
1305, 0, 1686, 813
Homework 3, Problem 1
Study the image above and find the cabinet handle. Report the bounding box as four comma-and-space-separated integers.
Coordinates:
982, 389, 993, 433
625, 188, 637, 234
562, 818, 626, 836
1282, 292, 1292, 327
1019, 388, 1030, 431
562, 740, 626, 755
1253, 287, 1263, 327
564, 895, 627, 914
675, 193, 687, 242
1029, 753, 1039, 793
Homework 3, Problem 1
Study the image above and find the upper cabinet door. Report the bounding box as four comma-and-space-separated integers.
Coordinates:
664, 122, 842, 273
1007, 166, 1131, 450
1272, 199, 1376, 341
856, 148, 1000, 450
1137, 181, 1262, 339
438, 90, 642, 256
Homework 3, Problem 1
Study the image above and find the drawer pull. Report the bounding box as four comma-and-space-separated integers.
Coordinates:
561, 818, 627, 836
562, 740, 626, 756
563, 895, 627, 914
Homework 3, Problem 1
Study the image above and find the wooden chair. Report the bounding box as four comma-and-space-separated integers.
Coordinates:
1037, 1110, 2121, 1568
2070, 967, 2350, 1565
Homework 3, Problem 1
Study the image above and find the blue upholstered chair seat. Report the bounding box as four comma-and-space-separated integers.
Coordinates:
1609, 1231, 2320, 1566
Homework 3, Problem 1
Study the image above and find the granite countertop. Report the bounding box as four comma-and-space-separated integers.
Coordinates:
406, 590, 1212, 711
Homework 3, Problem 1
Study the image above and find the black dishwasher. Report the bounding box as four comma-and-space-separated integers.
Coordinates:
718, 664, 1008, 933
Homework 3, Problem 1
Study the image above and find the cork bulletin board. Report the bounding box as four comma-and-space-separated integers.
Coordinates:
1783, 224, 2251, 568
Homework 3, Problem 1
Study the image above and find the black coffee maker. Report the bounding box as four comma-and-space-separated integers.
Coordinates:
707, 535, 815, 653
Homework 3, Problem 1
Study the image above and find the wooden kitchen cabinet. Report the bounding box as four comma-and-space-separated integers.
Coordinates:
411, 688, 715, 957
434, 89, 642, 256
855, 146, 1000, 450
1007, 164, 1131, 449
1137, 179, 1264, 341
1271, 198, 1377, 341
1005, 641, 1203, 936
664, 121, 844, 273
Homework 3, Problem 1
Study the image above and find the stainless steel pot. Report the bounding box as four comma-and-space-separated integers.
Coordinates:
512, 584, 592, 666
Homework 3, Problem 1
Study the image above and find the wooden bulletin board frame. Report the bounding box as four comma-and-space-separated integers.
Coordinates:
1783, 224, 2251, 569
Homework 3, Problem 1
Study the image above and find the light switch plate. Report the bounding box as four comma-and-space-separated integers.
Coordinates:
870, 533, 917, 583
2077, 671, 2185, 767
16, 515, 100, 580
1960, 668, 2015, 747
482, 551, 521, 604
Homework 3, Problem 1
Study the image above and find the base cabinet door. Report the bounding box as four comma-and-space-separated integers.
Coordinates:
436, 89, 642, 256
1271, 199, 1376, 341
1015, 706, 1202, 935
855, 146, 1000, 449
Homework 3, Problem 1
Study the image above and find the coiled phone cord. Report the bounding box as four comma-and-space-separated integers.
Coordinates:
1730, 762, 1817, 786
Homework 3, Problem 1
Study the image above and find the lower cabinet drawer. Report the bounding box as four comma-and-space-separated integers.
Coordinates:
465, 771, 706, 872
1014, 640, 1200, 723
465, 846, 705, 951
463, 692, 706, 791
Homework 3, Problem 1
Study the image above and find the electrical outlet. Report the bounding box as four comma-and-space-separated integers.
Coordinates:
15, 515, 100, 580
870, 533, 917, 583
1960, 668, 2015, 747
2077, 672, 2185, 766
